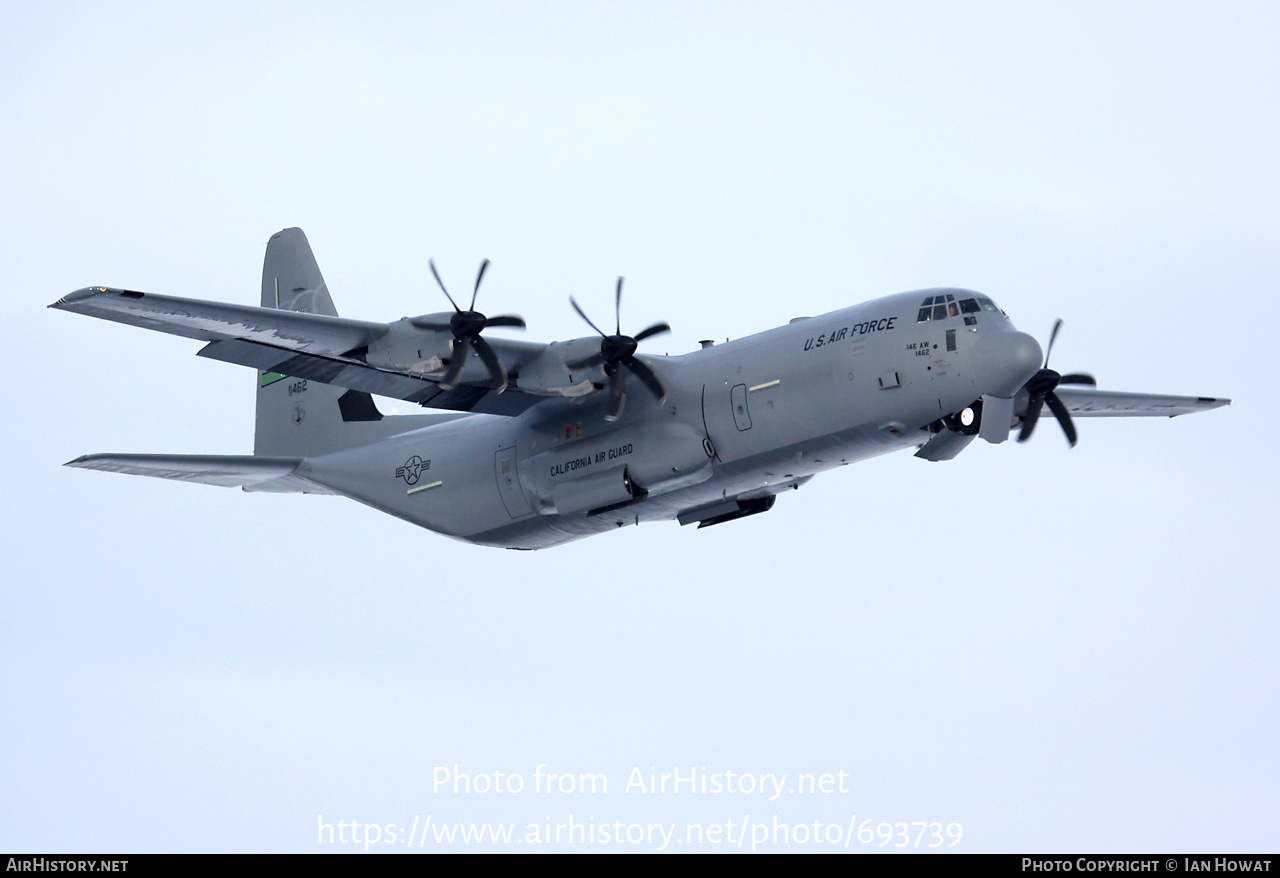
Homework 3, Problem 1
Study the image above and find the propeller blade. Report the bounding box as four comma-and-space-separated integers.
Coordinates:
615, 276, 623, 336
1018, 395, 1046, 442
624, 356, 666, 403
470, 258, 490, 311
605, 366, 626, 421
1017, 322, 1087, 447
1043, 318, 1063, 369
470, 334, 508, 393
566, 352, 607, 370
429, 259, 461, 312
483, 314, 526, 329
1043, 390, 1078, 447
568, 281, 671, 417
633, 321, 671, 343
570, 296, 607, 337
438, 337, 468, 391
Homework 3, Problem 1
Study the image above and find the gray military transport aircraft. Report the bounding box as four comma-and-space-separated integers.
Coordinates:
52, 228, 1230, 550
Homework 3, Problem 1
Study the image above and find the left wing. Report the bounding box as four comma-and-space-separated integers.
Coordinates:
64, 453, 336, 494
1051, 388, 1231, 417
50, 287, 547, 415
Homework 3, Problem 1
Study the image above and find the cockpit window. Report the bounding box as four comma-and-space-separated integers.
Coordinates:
918, 292, 1001, 323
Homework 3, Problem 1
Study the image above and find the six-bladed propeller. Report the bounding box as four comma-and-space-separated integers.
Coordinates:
409, 259, 526, 392
1017, 319, 1097, 447
566, 277, 671, 422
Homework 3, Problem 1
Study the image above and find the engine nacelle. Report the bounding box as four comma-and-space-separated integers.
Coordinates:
514, 338, 606, 397
364, 316, 452, 376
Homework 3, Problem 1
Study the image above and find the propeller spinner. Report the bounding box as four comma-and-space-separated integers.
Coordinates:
410, 259, 526, 392
1017, 319, 1097, 446
567, 277, 671, 422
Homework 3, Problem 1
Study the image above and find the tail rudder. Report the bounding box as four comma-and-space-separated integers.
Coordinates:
260, 227, 339, 315
254, 228, 354, 457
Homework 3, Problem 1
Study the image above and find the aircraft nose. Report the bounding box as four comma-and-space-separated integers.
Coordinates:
972, 330, 1042, 397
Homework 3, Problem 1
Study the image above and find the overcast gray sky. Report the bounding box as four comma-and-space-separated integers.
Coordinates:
2, 1, 1275, 852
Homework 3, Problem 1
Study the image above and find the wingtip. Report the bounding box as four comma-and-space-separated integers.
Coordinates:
50, 287, 113, 309
48, 292, 81, 309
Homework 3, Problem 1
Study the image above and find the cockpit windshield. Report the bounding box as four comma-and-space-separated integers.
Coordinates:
916, 293, 1002, 324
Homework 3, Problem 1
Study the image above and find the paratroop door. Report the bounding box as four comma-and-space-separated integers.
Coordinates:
495, 445, 532, 518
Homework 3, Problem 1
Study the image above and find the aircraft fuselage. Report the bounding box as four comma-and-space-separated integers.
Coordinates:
297, 289, 1042, 549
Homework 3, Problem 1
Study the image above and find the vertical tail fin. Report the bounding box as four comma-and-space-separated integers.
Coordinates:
259, 228, 339, 316
252, 228, 464, 458
254, 228, 364, 457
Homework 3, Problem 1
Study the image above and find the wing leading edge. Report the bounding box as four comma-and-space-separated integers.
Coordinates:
50, 286, 546, 415
51, 286, 383, 354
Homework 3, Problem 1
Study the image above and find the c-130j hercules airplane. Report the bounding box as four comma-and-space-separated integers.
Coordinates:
53, 228, 1229, 550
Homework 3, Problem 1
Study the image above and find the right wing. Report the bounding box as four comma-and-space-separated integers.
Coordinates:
1051, 388, 1231, 418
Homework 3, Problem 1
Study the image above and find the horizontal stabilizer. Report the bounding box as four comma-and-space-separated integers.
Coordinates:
1053, 389, 1231, 418
64, 453, 338, 494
